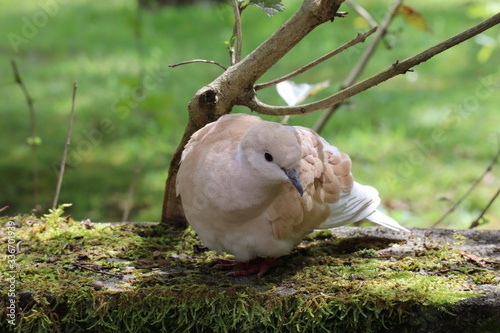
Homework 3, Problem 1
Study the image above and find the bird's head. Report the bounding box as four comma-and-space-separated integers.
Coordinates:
239, 121, 304, 196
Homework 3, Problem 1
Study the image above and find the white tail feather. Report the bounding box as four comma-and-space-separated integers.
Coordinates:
365, 209, 409, 232
318, 182, 408, 232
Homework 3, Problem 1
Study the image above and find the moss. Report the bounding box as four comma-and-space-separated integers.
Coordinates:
1, 206, 499, 332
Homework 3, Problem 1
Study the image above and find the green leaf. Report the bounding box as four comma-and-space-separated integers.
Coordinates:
26, 136, 42, 146
246, 0, 285, 17
476, 216, 489, 226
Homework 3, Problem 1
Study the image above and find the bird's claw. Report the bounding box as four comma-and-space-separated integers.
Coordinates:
214, 257, 277, 278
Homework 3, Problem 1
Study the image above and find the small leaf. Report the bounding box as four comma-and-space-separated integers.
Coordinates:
26, 136, 42, 146
397, 5, 432, 32
247, 0, 285, 17
477, 216, 489, 226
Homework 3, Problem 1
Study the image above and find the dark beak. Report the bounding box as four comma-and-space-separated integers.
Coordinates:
282, 168, 304, 197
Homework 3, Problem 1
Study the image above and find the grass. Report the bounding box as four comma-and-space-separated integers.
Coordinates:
0, 0, 499, 228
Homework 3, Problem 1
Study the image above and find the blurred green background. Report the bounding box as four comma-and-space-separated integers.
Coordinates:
0, 0, 499, 228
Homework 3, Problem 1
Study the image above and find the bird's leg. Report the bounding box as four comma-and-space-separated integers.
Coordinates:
214, 257, 277, 278
213, 258, 240, 270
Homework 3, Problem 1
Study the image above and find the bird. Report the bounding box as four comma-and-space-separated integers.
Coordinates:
176, 113, 408, 277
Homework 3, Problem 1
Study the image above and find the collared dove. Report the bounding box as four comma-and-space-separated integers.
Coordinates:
176, 114, 408, 277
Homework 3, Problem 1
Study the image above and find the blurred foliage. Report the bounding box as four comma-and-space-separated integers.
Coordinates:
0, 0, 499, 228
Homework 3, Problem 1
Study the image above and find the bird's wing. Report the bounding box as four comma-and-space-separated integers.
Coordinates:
265, 126, 352, 240
265, 126, 407, 241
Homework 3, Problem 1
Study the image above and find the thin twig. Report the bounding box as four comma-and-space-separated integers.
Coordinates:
346, 1, 395, 49
314, 0, 402, 133
246, 12, 500, 116
53, 82, 78, 209
432, 146, 500, 228
231, 0, 243, 64
122, 158, 141, 222
255, 27, 378, 91
469, 187, 500, 229
459, 252, 490, 268
72, 263, 123, 277
11, 59, 39, 208
0, 206, 9, 213
346, 0, 403, 85
346, 0, 378, 28
169, 59, 227, 70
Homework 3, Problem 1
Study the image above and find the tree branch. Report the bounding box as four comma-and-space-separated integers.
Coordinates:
254, 26, 377, 91
169, 59, 227, 70
343, 0, 402, 91
469, 187, 500, 229
231, 0, 243, 64
313, 0, 402, 132
346, 0, 378, 29
431, 145, 500, 228
346, 0, 393, 49
53, 82, 78, 209
11, 59, 39, 209
246, 12, 500, 116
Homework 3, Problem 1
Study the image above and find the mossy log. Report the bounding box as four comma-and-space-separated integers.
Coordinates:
1, 208, 499, 332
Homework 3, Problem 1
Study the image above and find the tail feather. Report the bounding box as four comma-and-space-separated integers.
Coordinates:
365, 209, 409, 232
318, 181, 408, 232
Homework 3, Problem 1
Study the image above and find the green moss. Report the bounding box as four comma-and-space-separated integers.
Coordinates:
1, 206, 498, 332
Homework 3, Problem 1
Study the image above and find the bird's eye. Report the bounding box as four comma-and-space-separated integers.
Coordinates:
264, 152, 274, 162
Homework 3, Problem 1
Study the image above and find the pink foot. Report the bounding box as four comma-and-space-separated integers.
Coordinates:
214, 257, 277, 278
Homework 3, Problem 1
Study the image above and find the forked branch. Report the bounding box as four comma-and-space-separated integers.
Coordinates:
245, 12, 500, 116
432, 145, 500, 228
314, 0, 402, 132
255, 26, 378, 91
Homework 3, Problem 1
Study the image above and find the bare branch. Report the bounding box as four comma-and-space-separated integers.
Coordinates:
11, 59, 39, 208
255, 26, 377, 91
122, 159, 141, 222
431, 145, 500, 228
346, 0, 393, 49
53, 82, 78, 209
431, 149, 500, 228
345, 0, 403, 89
231, 0, 243, 64
169, 59, 227, 70
469, 187, 500, 229
346, 0, 378, 28
314, 0, 402, 132
246, 12, 500, 116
